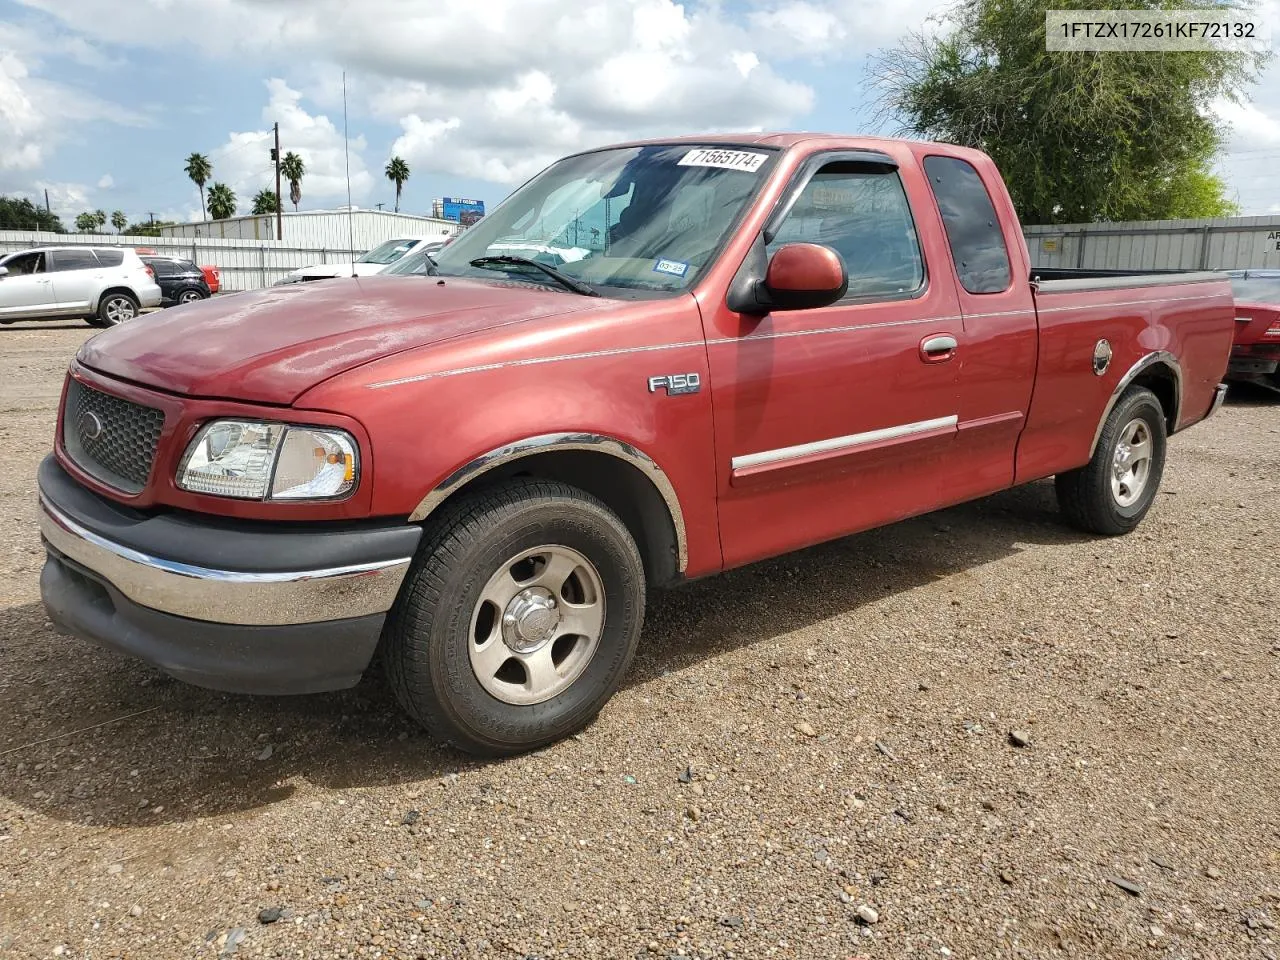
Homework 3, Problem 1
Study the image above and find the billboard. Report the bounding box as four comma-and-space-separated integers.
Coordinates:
440, 197, 485, 224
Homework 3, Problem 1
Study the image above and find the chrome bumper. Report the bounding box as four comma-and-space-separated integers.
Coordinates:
1207, 382, 1229, 419
38, 496, 413, 627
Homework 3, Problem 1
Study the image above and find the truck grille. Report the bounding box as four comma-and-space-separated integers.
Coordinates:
62, 378, 165, 494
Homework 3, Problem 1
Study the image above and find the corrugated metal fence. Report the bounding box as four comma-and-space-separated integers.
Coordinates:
1024, 215, 1280, 271
0, 230, 372, 292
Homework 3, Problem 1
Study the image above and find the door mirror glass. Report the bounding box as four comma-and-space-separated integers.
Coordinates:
763, 243, 848, 310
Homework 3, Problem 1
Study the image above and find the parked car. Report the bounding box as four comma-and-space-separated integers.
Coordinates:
275, 237, 447, 284
0, 245, 162, 326
1225, 269, 1280, 392
140, 256, 212, 306
37, 134, 1233, 756
201, 264, 221, 294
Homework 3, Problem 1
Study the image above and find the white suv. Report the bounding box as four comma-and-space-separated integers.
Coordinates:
0, 246, 163, 327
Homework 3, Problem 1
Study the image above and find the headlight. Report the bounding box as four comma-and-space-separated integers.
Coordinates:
177, 420, 358, 501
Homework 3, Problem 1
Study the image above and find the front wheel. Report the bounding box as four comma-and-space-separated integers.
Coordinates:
383, 479, 646, 756
90, 292, 139, 327
1055, 386, 1167, 535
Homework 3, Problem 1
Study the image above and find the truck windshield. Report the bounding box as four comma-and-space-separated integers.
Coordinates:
431, 144, 776, 294
358, 239, 419, 265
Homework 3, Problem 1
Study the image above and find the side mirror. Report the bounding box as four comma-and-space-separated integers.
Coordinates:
763, 243, 848, 310
0, 266, 9, 279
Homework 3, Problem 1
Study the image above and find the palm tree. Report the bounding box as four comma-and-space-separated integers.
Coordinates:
75, 212, 95, 232
92, 209, 107, 230
111, 210, 127, 233
385, 156, 410, 213
280, 151, 305, 211
185, 152, 212, 221
251, 188, 281, 215
207, 182, 237, 220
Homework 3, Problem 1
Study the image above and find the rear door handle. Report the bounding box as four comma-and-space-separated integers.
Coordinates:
920, 334, 958, 363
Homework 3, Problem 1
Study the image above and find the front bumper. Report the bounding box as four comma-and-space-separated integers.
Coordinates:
37, 455, 421, 694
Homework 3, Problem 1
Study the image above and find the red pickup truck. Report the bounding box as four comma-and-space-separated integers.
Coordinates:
38, 134, 1233, 755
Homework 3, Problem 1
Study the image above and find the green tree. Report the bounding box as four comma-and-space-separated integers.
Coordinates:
75, 211, 96, 232
207, 182, 237, 220
251, 188, 281, 215
111, 210, 127, 233
385, 155, 410, 213
871, 0, 1268, 223
185, 152, 213, 221
280, 151, 305, 211
0, 195, 65, 232
124, 219, 179, 237
92, 209, 107, 230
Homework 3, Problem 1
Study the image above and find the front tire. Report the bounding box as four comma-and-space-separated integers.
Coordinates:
1055, 386, 1167, 535
383, 479, 646, 756
90, 292, 139, 327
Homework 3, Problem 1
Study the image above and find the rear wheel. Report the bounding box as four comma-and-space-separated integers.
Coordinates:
90, 292, 139, 327
1055, 386, 1167, 535
178, 288, 206, 305
383, 479, 646, 756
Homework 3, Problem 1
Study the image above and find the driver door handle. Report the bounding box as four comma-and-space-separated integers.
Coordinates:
920, 334, 958, 363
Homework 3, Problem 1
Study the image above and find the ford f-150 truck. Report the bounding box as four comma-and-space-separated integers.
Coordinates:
37, 134, 1233, 755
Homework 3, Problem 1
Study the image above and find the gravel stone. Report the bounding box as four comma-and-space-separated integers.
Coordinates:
856, 905, 880, 925
1008, 729, 1031, 748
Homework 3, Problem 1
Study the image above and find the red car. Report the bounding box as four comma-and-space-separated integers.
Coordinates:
1226, 269, 1280, 392
39, 134, 1232, 755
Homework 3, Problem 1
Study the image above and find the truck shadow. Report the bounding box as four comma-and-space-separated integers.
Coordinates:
0, 479, 1086, 828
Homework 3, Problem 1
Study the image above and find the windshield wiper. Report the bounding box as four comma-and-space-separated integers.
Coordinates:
468, 256, 599, 297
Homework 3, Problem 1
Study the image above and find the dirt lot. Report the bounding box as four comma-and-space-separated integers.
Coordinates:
0, 324, 1276, 960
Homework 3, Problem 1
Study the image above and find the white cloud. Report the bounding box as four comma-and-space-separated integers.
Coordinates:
15, 0, 819, 186
97, 173, 114, 189
210, 79, 375, 212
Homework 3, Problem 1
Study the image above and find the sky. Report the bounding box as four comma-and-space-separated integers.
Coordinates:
0, 0, 1277, 228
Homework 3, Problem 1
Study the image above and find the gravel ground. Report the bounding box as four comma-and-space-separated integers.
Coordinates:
0, 324, 1277, 960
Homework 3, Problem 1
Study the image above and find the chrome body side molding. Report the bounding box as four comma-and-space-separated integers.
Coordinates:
408, 432, 689, 571
731, 415, 959, 474
1088, 351, 1183, 457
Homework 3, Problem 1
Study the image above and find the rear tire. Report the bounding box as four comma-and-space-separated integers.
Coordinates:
178, 289, 206, 304
383, 479, 646, 756
1055, 386, 1167, 535
90, 292, 139, 327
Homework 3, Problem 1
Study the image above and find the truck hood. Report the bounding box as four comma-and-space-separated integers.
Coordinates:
77, 276, 602, 405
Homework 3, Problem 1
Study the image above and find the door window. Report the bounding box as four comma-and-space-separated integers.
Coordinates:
50, 250, 101, 272
147, 259, 176, 277
2, 252, 45, 275
767, 162, 925, 300
922, 156, 1012, 294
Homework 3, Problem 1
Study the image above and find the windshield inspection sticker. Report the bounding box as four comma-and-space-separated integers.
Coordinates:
677, 148, 769, 173
653, 258, 690, 278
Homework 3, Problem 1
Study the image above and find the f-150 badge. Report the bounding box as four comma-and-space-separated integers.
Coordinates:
648, 373, 702, 396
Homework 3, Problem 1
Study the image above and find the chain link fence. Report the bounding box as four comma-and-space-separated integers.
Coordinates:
0, 230, 370, 293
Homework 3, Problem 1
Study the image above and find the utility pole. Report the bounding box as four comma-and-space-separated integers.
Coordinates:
271, 122, 283, 241
148, 212, 155, 226
44, 189, 51, 215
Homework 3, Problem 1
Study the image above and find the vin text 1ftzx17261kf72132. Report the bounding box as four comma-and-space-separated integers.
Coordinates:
37, 134, 1233, 755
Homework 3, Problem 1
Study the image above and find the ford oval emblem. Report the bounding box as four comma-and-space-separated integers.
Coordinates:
80, 410, 104, 441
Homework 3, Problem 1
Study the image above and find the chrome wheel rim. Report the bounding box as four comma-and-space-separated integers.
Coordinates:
104, 297, 135, 323
1110, 418, 1152, 507
468, 544, 605, 706
179, 290, 202, 303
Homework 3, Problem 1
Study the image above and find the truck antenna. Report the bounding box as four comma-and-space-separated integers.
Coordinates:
343, 70, 356, 277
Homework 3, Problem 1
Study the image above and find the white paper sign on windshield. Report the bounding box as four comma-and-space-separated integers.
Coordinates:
677, 148, 769, 173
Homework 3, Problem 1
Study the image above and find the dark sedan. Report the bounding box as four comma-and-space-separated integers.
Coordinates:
141, 256, 212, 307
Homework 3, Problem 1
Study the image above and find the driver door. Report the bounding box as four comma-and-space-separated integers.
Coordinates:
702, 152, 965, 568
0, 252, 58, 320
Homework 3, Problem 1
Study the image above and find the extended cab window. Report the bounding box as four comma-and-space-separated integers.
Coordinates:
51, 250, 100, 272
768, 163, 925, 299
923, 156, 1012, 294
